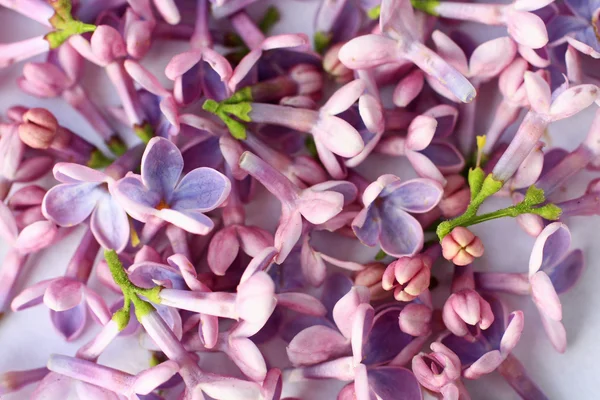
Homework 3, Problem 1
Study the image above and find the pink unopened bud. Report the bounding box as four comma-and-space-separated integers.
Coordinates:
323, 43, 353, 83
399, 303, 432, 336
442, 289, 494, 338
441, 227, 484, 266
18, 108, 58, 149
382, 255, 431, 301
412, 342, 461, 393
354, 263, 388, 300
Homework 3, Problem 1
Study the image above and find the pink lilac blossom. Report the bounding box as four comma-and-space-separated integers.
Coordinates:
1, 0, 600, 399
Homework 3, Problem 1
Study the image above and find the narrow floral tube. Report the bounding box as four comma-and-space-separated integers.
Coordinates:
0, 367, 49, 395
0, 36, 50, 69
496, 353, 549, 400
0, 0, 53, 27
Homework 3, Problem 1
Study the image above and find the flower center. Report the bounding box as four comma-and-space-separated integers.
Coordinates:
156, 200, 170, 210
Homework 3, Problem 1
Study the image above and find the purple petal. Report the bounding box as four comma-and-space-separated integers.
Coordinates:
363, 307, 414, 366
531, 271, 562, 321
352, 304, 375, 365
383, 179, 443, 213
480, 294, 508, 348
367, 367, 422, 400
0, 201, 18, 243
90, 194, 129, 252
537, 304, 567, 352
43, 279, 84, 312
378, 208, 424, 258
406, 151, 445, 184
11, 279, 53, 311
31, 372, 73, 400
563, 0, 597, 20
207, 227, 240, 276
128, 262, 186, 290
52, 162, 108, 184
352, 205, 381, 247
280, 314, 333, 343
300, 238, 327, 287
529, 222, 571, 276
333, 286, 370, 339
42, 183, 102, 226
287, 325, 351, 366
274, 209, 303, 263
50, 303, 87, 341
141, 137, 183, 201
322, 273, 354, 319
112, 175, 161, 222
226, 337, 267, 382
544, 249, 584, 294
462, 350, 504, 379
171, 167, 231, 212
419, 140, 465, 173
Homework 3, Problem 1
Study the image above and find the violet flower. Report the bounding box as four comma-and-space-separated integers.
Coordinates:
375, 114, 465, 185
491, 72, 598, 183
208, 172, 273, 275
42, 161, 131, 252
239, 150, 345, 262
0, 200, 63, 316
69, 25, 153, 141
475, 222, 583, 353
0, 122, 53, 200
412, 342, 469, 400
164, 0, 233, 104
440, 295, 548, 399
352, 174, 443, 258
339, 0, 476, 103
47, 354, 179, 399
547, 0, 600, 58
18, 43, 125, 155
429, 31, 517, 153
113, 137, 231, 237
11, 228, 111, 341
287, 290, 423, 400
412, 0, 551, 49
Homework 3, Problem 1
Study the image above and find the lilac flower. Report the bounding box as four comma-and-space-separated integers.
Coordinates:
239, 151, 345, 262
287, 281, 423, 399
339, 0, 476, 103
352, 174, 443, 258
412, 0, 551, 49
476, 223, 583, 352
376, 114, 465, 184
42, 162, 130, 252
0, 200, 62, 315
547, 0, 600, 58
11, 228, 111, 341
0, 122, 53, 200
47, 354, 179, 399
429, 31, 517, 152
18, 43, 125, 154
491, 72, 598, 183
412, 342, 468, 400
113, 137, 231, 236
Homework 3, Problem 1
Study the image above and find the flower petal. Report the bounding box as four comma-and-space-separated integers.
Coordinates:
378, 208, 424, 257
544, 249, 584, 295
111, 175, 161, 222
419, 140, 465, 173
156, 208, 214, 235
296, 188, 344, 224
170, 167, 231, 212
383, 179, 444, 213
363, 307, 415, 365
536, 304, 567, 353
141, 137, 184, 200
90, 195, 129, 252
352, 206, 381, 248
226, 336, 267, 382
469, 37, 517, 80
500, 311, 524, 356
352, 303, 375, 365
333, 286, 371, 339
368, 366, 422, 400
287, 325, 351, 366
529, 222, 571, 276
530, 271, 562, 321
549, 84, 599, 120
42, 183, 102, 226
431, 30, 469, 76
43, 278, 84, 312
462, 350, 504, 379
505, 10, 548, 49
312, 114, 364, 158
50, 304, 87, 342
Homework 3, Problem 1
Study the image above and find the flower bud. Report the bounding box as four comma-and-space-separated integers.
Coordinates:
354, 263, 388, 300
399, 303, 432, 336
441, 227, 484, 266
382, 255, 431, 301
412, 342, 461, 393
323, 43, 353, 83
18, 108, 58, 149
442, 289, 494, 338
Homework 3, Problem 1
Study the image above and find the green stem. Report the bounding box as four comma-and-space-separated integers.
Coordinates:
103, 250, 162, 330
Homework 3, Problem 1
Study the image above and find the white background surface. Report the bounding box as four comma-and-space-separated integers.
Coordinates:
1, 1, 599, 399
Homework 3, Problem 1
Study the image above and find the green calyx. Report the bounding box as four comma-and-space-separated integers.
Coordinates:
374, 249, 387, 261
410, 0, 441, 16
367, 5, 381, 20
202, 99, 252, 140
314, 31, 332, 54
88, 149, 114, 169
46, 0, 96, 49
134, 122, 155, 144
104, 250, 163, 331
259, 6, 281, 33
107, 136, 127, 156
